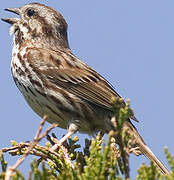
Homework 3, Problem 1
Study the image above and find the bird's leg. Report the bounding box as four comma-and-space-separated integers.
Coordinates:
129, 146, 142, 156
50, 122, 79, 151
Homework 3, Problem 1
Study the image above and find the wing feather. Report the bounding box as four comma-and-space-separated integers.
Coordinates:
25, 47, 138, 122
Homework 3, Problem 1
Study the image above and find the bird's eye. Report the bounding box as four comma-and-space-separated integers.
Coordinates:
27, 9, 35, 17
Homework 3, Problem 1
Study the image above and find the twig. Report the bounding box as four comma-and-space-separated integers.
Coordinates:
111, 116, 130, 179
34, 115, 47, 140
5, 115, 56, 180
48, 136, 74, 168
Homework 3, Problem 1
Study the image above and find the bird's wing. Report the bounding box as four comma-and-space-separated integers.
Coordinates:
26, 48, 138, 121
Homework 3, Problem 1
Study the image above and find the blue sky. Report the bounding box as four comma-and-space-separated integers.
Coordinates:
0, 0, 174, 178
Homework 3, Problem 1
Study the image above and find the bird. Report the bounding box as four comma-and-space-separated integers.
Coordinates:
1, 2, 169, 174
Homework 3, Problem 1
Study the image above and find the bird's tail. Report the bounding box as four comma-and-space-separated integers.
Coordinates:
124, 121, 170, 175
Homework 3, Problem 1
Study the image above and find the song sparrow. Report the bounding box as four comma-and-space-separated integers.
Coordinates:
2, 3, 169, 174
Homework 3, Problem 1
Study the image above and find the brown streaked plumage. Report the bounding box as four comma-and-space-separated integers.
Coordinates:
2, 2, 169, 174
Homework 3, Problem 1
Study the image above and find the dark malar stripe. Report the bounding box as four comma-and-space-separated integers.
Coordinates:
17, 53, 27, 72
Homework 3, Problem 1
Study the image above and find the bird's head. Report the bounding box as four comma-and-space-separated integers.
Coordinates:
2, 3, 69, 50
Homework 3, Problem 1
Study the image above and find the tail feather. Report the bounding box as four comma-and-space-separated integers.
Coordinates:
125, 121, 170, 175
137, 138, 169, 175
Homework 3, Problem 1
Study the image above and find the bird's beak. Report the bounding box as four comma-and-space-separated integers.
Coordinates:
4, 7, 20, 15
1, 7, 20, 25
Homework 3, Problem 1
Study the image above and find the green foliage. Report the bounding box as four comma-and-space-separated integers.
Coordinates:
0, 99, 173, 179
136, 162, 164, 180
0, 138, 173, 180
0, 134, 121, 180
111, 97, 134, 178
